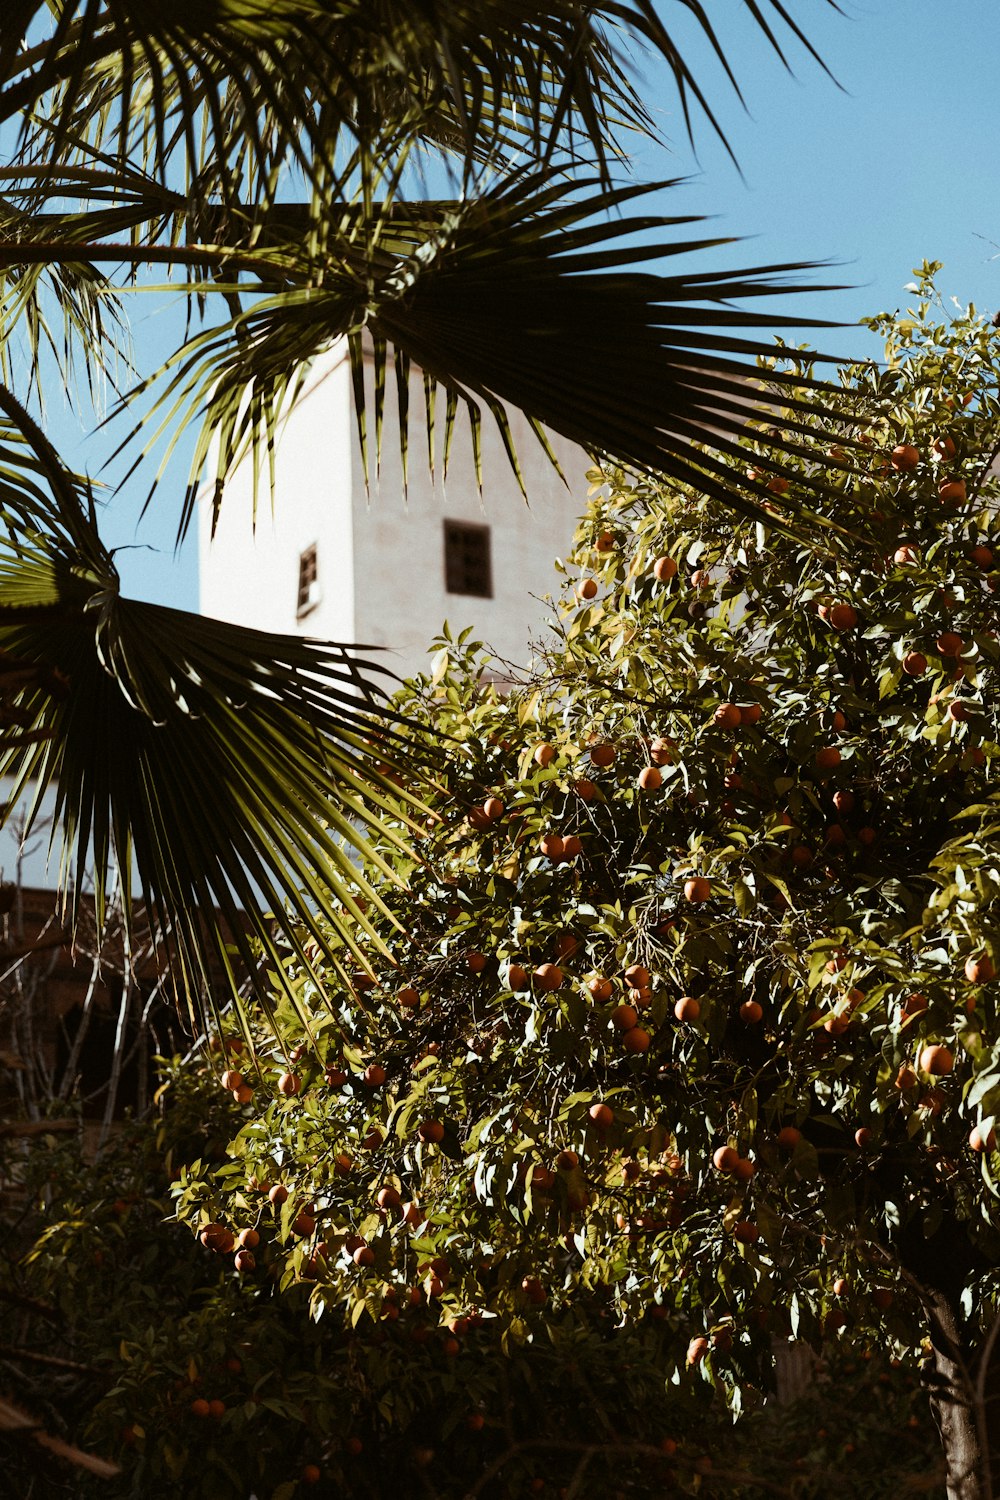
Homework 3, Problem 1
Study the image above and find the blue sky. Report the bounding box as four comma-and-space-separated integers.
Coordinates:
49, 0, 1000, 611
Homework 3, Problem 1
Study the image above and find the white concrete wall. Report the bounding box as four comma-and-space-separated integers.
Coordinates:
198, 346, 357, 643
349, 359, 592, 683
199, 338, 593, 686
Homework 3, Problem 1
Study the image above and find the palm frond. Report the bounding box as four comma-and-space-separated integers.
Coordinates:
0, 382, 433, 1038
74, 173, 857, 538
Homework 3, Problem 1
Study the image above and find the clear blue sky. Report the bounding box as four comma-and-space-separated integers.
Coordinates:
56, 0, 1000, 611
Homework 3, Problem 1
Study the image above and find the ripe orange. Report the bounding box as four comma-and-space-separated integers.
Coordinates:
556, 1149, 579, 1171
234, 1248, 256, 1273
855, 1127, 872, 1148
965, 954, 996, 984
776, 1126, 801, 1149
595, 529, 615, 552
833, 789, 854, 813
714, 703, 742, 729
938, 478, 967, 505
190, 1398, 211, 1418
895, 1064, 918, 1091
345, 1437, 363, 1457
893, 545, 919, 566
482, 796, 504, 820
574, 776, 598, 800
947, 701, 969, 722
538, 832, 564, 860
207, 1400, 226, 1420
277, 1072, 301, 1096
683, 877, 710, 904
533, 742, 556, 767
233, 1083, 254, 1104
919, 1044, 954, 1076
507, 963, 529, 991
467, 951, 488, 973
534, 962, 564, 991
611, 1003, 639, 1031
733, 1158, 755, 1182
268, 1184, 288, 1206
589, 742, 616, 768
674, 996, 701, 1022
890, 443, 920, 472
936, 631, 963, 657
739, 1000, 763, 1024
902, 651, 927, 676
686, 1336, 709, 1366
588, 1102, 614, 1129
732, 1221, 759, 1245
364, 1063, 386, 1087
767, 475, 790, 496
466, 1414, 486, 1432
815, 746, 841, 770
901, 992, 928, 1017
652, 555, 678, 582
712, 1145, 740, 1173
650, 736, 676, 765
418, 1120, 444, 1143
353, 1245, 375, 1267
970, 1125, 997, 1153
377, 1186, 402, 1213
971, 545, 994, 568
325, 1067, 348, 1088
220, 1070, 242, 1090
637, 765, 663, 791
561, 833, 583, 858
740, 703, 762, 725
828, 603, 858, 631
622, 1026, 651, 1053
577, 578, 598, 601
587, 975, 613, 1001
237, 1228, 259, 1249
398, 986, 419, 1008
933, 435, 956, 460
302, 1465, 322, 1485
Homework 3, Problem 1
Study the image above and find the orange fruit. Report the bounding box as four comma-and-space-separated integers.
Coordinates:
507, 963, 529, 991
220, 1070, 242, 1090
740, 703, 762, 725
893, 544, 919, 566
714, 703, 742, 729
574, 776, 598, 800
482, 796, 504, 820
232, 1083, 254, 1104
902, 651, 927, 676
815, 746, 841, 770
556, 1149, 579, 1171
277, 1073, 301, 1096
417, 1119, 444, 1145
855, 1127, 871, 1148
234, 1248, 256, 1273
595, 529, 615, 552
936, 632, 963, 657
933, 435, 956, 460
268, 1184, 288, 1206
686, 1336, 709, 1366
353, 1245, 375, 1267
938, 478, 966, 505
302, 1466, 322, 1485
237, 1228, 259, 1248
683, 877, 710, 904
637, 765, 663, 791
652, 555, 678, 582
588, 1102, 614, 1129
833, 789, 854, 813
890, 443, 920, 471
828, 603, 857, 631
776, 1126, 801, 1149
674, 996, 700, 1022
534, 962, 564, 991
965, 954, 996, 984
587, 975, 613, 1001
919, 1044, 954, 1076
970, 1125, 997, 1153
712, 1145, 739, 1173
971, 545, 994, 568
649, 737, 676, 765
732, 1221, 759, 1245
739, 1000, 763, 1024
947, 701, 969, 722
533, 742, 556, 767
611, 1003, 639, 1031
363, 1063, 386, 1087
398, 986, 419, 1008
190, 1398, 211, 1418
577, 578, 598, 600
589, 742, 616, 768
622, 1026, 651, 1053
561, 833, 583, 858
467, 951, 488, 972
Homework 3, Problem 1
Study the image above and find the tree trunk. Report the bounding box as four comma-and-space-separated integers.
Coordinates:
925, 1289, 992, 1500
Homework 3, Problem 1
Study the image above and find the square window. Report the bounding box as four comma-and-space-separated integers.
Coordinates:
443, 521, 492, 598
297, 544, 320, 617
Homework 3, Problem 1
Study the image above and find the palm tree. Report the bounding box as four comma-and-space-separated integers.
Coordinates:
0, 0, 852, 1037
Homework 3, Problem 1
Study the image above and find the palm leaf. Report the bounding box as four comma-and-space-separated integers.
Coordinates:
0, 382, 433, 1038
64, 172, 857, 538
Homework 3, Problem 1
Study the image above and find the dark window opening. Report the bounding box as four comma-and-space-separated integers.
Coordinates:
444, 522, 492, 598
297, 543, 320, 617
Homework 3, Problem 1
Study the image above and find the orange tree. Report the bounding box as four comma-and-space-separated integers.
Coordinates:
165, 267, 1000, 1500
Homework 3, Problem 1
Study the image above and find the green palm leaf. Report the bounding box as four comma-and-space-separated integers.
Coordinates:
0, 383, 431, 1038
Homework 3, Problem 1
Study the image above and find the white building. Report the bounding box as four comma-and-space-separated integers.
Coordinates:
198, 341, 593, 685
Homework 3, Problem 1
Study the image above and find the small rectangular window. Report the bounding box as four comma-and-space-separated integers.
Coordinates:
444, 521, 492, 598
296, 543, 320, 617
